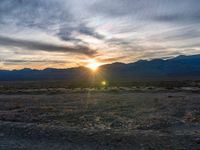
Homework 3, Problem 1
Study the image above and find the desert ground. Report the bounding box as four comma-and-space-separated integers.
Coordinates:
0, 85, 200, 150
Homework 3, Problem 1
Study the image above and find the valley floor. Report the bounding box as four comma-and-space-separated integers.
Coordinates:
0, 88, 199, 149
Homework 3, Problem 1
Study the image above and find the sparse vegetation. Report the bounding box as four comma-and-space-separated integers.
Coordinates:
0, 84, 200, 149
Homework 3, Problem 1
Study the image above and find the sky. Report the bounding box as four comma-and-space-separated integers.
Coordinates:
0, 0, 200, 70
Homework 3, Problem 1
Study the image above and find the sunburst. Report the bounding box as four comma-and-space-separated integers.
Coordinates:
86, 59, 101, 71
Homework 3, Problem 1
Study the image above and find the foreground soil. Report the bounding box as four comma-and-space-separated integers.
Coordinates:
0, 88, 200, 149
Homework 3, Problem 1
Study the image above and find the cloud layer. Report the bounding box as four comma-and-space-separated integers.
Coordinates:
0, 0, 200, 69
0, 36, 96, 56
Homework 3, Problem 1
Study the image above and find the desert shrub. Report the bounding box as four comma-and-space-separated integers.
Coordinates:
183, 111, 198, 122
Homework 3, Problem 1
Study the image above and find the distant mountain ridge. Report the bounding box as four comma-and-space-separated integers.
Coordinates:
1, 54, 200, 81
101, 54, 200, 81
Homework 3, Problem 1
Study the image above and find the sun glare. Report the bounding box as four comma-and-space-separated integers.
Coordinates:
101, 81, 107, 86
87, 59, 100, 71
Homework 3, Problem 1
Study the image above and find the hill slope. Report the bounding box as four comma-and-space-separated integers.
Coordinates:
1, 54, 200, 81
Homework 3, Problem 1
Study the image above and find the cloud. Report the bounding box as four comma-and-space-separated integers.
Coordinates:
152, 0, 200, 24
97, 56, 127, 63
153, 13, 200, 24
90, 0, 140, 17
0, 0, 104, 42
3, 59, 66, 63
91, 0, 200, 24
0, 36, 97, 56
0, 0, 200, 69
106, 38, 132, 47
0, 0, 72, 29
163, 28, 200, 41
78, 24, 105, 39
57, 23, 105, 43
2, 59, 67, 65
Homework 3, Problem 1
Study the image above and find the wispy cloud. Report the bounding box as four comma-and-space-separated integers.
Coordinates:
0, 0, 200, 69
3, 59, 67, 63
0, 36, 97, 56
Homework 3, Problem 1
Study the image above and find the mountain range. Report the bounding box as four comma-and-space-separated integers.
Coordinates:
1, 54, 200, 82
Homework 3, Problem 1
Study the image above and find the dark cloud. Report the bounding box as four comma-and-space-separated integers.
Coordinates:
91, 0, 200, 24
154, 14, 183, 22
57, 23, 105, 43
3, 59, 66, 63
0, 0, 72, 29
78, 24, 105, 39
90, 0, 142, 17
2, 59, 67, 65
0, 36, 97, 56
57, 27, 77, 42
153, 13, 200, 24
0, 0, 104, 43
152, 0, 200, 24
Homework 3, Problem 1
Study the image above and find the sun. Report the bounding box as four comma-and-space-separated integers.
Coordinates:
86, 59, 100, 71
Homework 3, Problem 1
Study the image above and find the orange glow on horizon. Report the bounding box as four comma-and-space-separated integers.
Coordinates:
86, 59, 101, 71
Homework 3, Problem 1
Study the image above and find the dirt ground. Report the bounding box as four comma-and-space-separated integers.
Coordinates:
0, 88, 200, 149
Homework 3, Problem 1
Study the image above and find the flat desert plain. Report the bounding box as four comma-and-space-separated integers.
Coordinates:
0, 87, 200, 150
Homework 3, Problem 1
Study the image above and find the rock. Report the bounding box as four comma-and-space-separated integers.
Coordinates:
110, 120, 123, 128
0, 133, 4, 137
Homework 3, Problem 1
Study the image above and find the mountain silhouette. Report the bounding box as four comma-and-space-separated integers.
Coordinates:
1, 54, 200, 81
